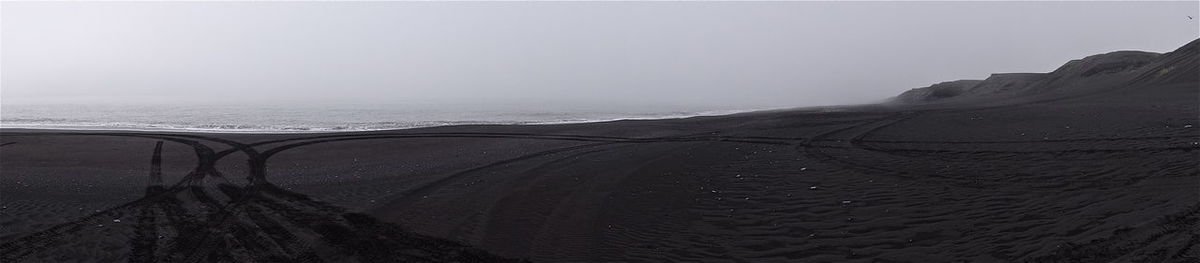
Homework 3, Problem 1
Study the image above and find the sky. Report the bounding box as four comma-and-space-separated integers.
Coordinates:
2, 1, 1197, 110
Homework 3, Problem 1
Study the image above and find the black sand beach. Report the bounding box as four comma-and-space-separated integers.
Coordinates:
2, 40, 1198, 262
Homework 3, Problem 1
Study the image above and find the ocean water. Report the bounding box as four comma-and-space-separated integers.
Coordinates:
0, 103, 751, 133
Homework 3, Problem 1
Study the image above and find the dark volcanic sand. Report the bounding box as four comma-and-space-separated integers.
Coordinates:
2, 44, 1199, 262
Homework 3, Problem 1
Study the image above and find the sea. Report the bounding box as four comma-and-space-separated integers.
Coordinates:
0, 102, 754, 133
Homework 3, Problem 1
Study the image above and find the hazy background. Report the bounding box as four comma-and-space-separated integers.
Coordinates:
3, 1, 1198, 109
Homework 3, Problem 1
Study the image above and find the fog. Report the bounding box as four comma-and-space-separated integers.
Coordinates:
3, 1, 1197, 110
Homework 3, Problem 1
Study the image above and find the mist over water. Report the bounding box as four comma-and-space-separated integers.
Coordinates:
0, 102, 753, 132
2, 2, 1195, 133
4, 2, 1197, 109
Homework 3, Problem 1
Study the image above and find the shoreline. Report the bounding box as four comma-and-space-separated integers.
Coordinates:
0, 108, 766, 135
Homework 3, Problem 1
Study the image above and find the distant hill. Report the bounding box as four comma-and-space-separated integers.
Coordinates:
893, 38, 1198, 104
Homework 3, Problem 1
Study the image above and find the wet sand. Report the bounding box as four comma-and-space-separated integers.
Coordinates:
2, 42, 1198, 261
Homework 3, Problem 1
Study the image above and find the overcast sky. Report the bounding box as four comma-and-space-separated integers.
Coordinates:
2, 1, 1197, 109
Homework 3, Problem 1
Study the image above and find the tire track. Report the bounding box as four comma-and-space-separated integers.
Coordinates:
799, 111, 1195, 190
0, 136, 216, 261
129, 141, 165, 263
375, 142, 618, 213
799, 112, 928, 182
3, 126, 1188, 261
